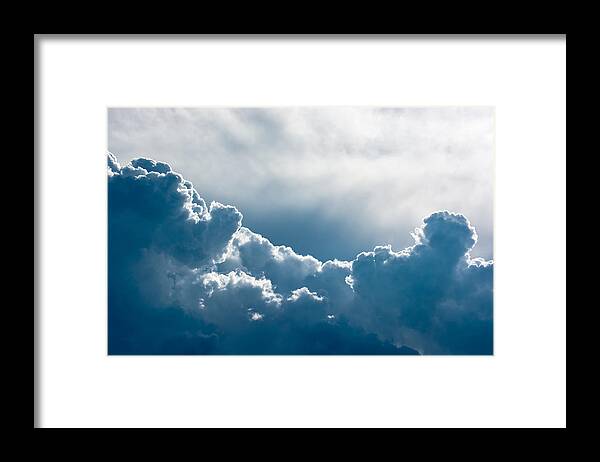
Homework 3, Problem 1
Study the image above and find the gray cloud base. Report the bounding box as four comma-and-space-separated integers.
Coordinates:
108, 154, 493, 355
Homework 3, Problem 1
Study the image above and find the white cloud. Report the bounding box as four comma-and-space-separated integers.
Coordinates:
108, 107, 494, 260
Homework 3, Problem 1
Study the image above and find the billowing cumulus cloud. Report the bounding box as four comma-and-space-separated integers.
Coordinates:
218, 227, 322, 293
108, 152, 242, 269
345, 212, 493, 354
108, 154, 492, 355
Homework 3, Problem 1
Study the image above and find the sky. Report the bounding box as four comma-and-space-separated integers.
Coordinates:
108, 107, 494, 261
107, 108, 494, 355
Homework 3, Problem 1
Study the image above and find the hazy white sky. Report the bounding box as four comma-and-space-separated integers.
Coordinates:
108, 107, 493, 261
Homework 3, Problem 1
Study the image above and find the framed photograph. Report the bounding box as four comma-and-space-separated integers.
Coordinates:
35, 34, 566, 428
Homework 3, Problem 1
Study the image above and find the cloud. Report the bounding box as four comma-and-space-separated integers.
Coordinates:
346, 211, 493, 354
108, 152, 242, 268
108, 107, 494, 261
218, 227, 322, 293
108, 154, 492, 355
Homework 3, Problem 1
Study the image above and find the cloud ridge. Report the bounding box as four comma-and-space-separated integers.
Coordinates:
108, 154, 493, 355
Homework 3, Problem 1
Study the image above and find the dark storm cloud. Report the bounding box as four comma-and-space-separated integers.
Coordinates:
108, 152, 241, 268
108, 155, 493, 355
346, 212, 493, 354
